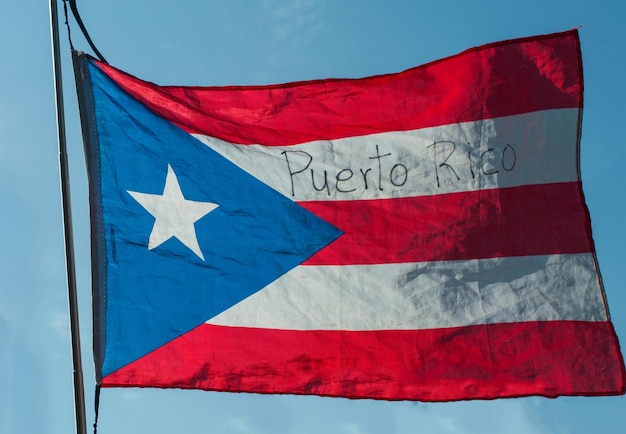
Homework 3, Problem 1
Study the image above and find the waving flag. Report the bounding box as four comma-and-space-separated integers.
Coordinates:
74, 30, 625, 402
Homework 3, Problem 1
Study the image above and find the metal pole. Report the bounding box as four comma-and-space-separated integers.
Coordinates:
49, 1, 88, 434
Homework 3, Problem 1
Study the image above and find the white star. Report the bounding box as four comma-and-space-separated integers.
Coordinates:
127, 165, 219, 260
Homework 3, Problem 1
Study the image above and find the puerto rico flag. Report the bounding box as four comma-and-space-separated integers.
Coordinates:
74, 30, 625, 401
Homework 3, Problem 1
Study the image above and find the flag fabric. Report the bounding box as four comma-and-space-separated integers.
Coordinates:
74, 30, 625, 402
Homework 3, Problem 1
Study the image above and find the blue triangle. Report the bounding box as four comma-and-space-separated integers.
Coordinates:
86, 62, 342, 376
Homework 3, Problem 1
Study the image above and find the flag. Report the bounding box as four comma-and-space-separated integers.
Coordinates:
74, 30, 625, 402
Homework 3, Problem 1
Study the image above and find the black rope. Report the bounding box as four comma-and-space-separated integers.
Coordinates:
93, 385, 101, 434
61, 0, 74, 51
67, 0, 108, 64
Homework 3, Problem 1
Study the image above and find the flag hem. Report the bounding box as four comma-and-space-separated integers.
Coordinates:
72, 50, 106, 385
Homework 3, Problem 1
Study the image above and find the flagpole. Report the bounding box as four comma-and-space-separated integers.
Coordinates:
49, 1, 88, 434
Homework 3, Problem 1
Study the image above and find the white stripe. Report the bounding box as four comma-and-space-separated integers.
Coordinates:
206, 253, 606, 330
194, 108, 579, 201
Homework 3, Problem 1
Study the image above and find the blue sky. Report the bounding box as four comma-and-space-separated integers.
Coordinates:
1, 1, 625, 433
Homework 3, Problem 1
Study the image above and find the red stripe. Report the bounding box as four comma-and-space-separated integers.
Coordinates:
93, 31, 581, 146
301, 182, 593, 265
102, 321, 625, 401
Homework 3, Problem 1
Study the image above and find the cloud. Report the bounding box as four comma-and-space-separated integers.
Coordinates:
433, 416, 469, 434
122, 390, 142, 401
340, 423, 366, 434
0, 316, 49, 434
394, 399, 551, 434
50, 310, 70, 340
0, 106, 19, 170
259, 0, 326, 57
225, 416, 264, 434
